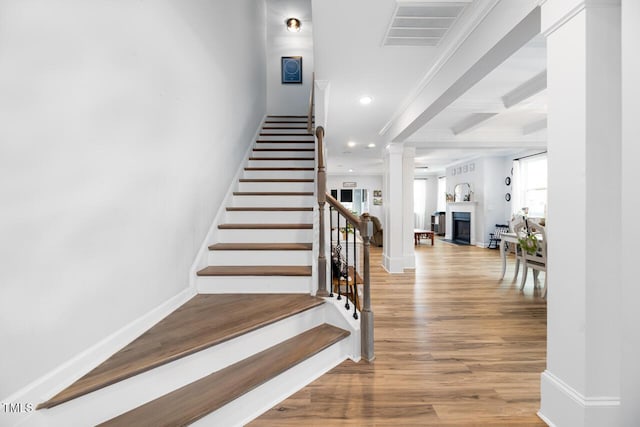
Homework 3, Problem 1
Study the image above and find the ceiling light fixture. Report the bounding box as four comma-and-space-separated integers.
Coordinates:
360, 96, 373, 105
347, 141, 357, 147
348, 169, 354, 173
367, 143, 376, 148
286, 17, 301, 32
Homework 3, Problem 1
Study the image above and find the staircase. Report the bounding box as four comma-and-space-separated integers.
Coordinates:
27, 116, 357, 427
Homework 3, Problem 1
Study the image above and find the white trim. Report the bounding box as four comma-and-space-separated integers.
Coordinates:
1, 287, 195, 424
382, 255, 405, 273
541, 0, 620, 37
540, 370, 621, 426
188, 115, 267, 289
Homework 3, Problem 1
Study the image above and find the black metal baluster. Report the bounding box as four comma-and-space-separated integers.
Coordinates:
329, 206, 334, 298
352, 230, 359, 320
336, 214, 342, 301
345, 220, 350, 311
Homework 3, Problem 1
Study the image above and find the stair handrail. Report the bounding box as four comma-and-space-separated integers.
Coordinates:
315, 126, 375, 362
307, 72, 315, 134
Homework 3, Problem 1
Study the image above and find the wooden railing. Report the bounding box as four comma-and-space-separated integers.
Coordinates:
316, 126, 375, 362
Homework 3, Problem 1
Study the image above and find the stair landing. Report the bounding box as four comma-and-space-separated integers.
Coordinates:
38, 294, 324, 409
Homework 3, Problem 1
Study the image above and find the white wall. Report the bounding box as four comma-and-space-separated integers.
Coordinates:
621, 0, 640, 423
445, 156, 512, 246
327, 174, 384, 223
266, 0, 314, 115
0, 0, 266, 398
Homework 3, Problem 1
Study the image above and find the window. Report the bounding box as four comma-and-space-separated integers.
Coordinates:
414, 179, 427, 229
437, 176, 446, 212
513, 155, 547, 218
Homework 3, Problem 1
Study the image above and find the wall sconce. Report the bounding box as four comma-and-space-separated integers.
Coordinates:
286, 17, 301, 32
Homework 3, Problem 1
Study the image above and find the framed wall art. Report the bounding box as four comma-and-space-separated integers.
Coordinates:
281, 56, 302, 84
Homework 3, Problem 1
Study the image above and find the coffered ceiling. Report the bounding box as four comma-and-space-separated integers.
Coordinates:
311, 0, 546, 175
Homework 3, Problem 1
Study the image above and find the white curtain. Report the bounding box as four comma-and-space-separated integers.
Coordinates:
437, 176, 446, 212
414, 179, 427, 229
511, 160, 523, 218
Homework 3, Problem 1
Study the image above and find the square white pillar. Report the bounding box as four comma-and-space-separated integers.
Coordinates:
403, 146, 416, 269
383, 143, 405, 273
540, 1, 622, 426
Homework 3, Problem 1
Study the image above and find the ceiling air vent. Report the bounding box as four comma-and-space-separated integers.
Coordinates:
383, 2, 468, 47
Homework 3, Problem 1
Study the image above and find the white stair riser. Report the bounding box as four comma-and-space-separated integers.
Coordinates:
20, 306, 327, 427
260, 129, 312, 135
254, 142, 315, 149
225, 210, 313, 223
251, 151, 315, 158
193, 338, 350, 427
243, 170, 314, 179
216, 228, 313, 243
237, 181, 314, 192
197, 275, 312, 293
207, 250, 312, 266
247, 159, 315, 168
230, 195, 314, 207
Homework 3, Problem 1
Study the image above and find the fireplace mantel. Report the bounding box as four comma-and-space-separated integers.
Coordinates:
445, 202, 478, 246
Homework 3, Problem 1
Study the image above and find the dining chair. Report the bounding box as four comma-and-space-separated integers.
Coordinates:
515, 220, 547, 298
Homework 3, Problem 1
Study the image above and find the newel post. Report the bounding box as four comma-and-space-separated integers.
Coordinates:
360, 213, 375, 361
316, 127, 329, 297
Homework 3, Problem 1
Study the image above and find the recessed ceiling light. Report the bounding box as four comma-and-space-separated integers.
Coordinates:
348, 169, 354, 172
359, 96, 373, 105
347, 141, 357, 147
367, 143, 376, 148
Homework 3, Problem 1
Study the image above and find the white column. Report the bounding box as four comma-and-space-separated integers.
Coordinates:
403, 146, 416, 269
383, 143, 404, 273
540, 1, 622, 426
621, 0, 640, 424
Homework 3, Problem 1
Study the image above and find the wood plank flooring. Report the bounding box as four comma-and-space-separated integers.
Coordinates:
250, 240, 547, 426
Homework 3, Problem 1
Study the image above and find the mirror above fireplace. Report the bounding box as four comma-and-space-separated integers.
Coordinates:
454, 183, 472, 202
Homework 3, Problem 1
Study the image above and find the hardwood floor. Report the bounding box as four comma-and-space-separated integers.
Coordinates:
251, 240, 547, 426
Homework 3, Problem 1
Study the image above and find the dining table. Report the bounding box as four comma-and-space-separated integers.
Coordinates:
499, 232, 520, 280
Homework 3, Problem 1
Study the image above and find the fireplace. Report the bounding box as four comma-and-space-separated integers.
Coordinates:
452, 211, 471, 245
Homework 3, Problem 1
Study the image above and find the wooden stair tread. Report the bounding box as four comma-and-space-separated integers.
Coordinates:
218, 223, 312, 229
238, 179, 313, 182
267, 115, 311, 118
244, 167, 314, 171
37, 294, 324, 410
249, 157, 315, 161
256, 143, 315, 144
259, 133, 312, 136
98, 324, 348, 427
233, 191, 313, 196
265, 121, 314, 124
197, 265, 312, 276
262, 126, 310, 129
209, 243, 312, 251
226, 207, 313, 211
253, 148, 314, 152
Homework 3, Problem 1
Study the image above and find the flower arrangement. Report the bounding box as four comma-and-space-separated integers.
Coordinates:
518, 233, 539, 255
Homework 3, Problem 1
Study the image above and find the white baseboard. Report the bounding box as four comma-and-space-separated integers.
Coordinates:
540, 370, 620, 427
1, 287, 196, 427
188, 115, 267, 289
382, 254, 405, 273
11, 305, 327, 427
